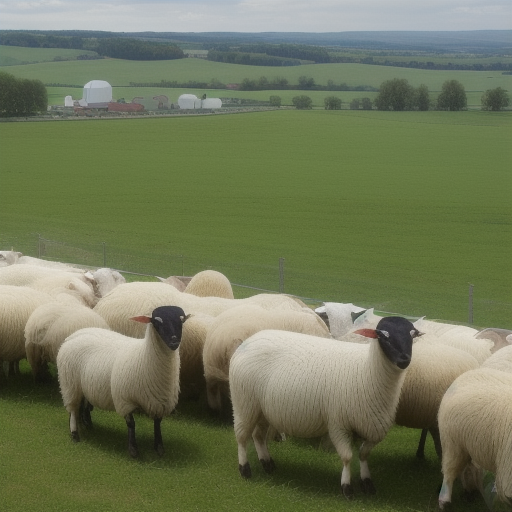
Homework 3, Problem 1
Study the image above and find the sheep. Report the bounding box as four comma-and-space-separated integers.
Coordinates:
184, 269, 234, 299
481, 344, 512, 374
91, 268, 126, 297
314, 302, 367, 338
203, 303, 331, 415
0, 285, 54, 375
393, 342, 480, 459
0, 250, 22, 266
437, 367, 512, 510
56, 305, 189, 457
24, 302, 110, 382
93, 282, 313, 337
476, 327, 512, 354
229, 315, 421, 498
29, 275, 98, 308
158, 275, 189, 292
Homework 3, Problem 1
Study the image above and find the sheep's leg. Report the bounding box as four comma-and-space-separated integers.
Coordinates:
430, 427, 442, 459
79, 399, 94, 429
416, 429, 428, 459
154, 417, 164, 456
206, 382, 222, 412
125, 413, 139, 458
69, 409, 80, 442
329, 429, 355, 499
439, 444, 471, 509
252, 419, 275, 474
359, 441, 377, 495
234, 414, 254, 478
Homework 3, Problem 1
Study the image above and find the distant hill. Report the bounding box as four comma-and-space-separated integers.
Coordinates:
1, 29, 511, 54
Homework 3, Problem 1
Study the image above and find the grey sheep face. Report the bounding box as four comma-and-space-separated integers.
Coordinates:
132, 305, 190, 350
356, 316, 421, 369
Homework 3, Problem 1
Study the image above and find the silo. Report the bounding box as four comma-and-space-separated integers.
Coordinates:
82, 80, 112, 106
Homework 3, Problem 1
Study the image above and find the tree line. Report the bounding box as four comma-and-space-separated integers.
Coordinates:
0, 71, 47, 116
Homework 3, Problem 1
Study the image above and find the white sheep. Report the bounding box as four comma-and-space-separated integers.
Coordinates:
315, 302, 367, 338
476, 327, 512, 354
203, 303, 331, 414
184, 269, 234, 299
158, 275, 189, 292
0, 250, 22, 266
438, 367, 512, 509
24, 302, 110, 382
0, 263, 94, 288
229, 315, 421, 498
481, 344, 512, 374
91, 268, 126, 297
56, 305, 189, 457
28, 275, 98, 308
0, 285, 54, 375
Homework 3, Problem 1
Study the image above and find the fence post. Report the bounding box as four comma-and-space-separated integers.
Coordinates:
181, 255, 184, 276
102, 242, 106, 267
279, 257, 285, 293
468, 283, 474, 325
37, 234, 42, 258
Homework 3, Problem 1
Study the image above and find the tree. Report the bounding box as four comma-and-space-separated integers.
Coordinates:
298, 76, 315, 89
374, 78, 415, 111
361, 97, 373, 110
437, 80, 467, 111
292, 95, 312, 109
349, 98, 360, 110
0, 71, 47, 117
269, 95, 282, 107
415, 84, 430, 111
481, 87, 510, 111
324, 96, 342, 110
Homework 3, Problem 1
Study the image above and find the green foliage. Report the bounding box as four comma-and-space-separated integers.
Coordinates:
0, 70, 47, 116
96, 38, 184, 61
415, 84, 431, 111
298, 75, 315, 89
437, 80, 467, 111
374, 78, 415, 111
324, 96, 342, 110
481, 87, 510, 111
292, 95, 312, 109
269, 95, 282, 107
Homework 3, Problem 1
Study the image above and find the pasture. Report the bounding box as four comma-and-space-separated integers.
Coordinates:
1, 110, 511, 329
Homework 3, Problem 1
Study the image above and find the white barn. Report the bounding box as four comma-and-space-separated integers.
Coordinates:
80, 80, 112, 107
178, 94, 222, 110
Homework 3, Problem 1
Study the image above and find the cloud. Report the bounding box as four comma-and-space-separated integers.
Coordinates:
0, 0, 510, 32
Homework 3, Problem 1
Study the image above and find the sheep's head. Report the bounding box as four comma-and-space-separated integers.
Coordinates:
131, 306, 190, 350
354, 316, 422, 369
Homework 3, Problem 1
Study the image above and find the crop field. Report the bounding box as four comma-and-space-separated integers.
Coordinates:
1, 110, 511, 329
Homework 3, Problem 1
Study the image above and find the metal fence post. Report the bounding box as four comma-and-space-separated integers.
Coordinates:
102, 242, 106, 267
468, 283, 474, 325
279, 257, 285, 293
37, 234, 41, 258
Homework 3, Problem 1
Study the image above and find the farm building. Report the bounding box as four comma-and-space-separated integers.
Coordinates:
79, 80, 113, 108
178, 94, 222, 109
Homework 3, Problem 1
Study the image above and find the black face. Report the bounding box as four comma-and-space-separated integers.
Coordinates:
150, 306, 187, 351
375, 316, 420, 369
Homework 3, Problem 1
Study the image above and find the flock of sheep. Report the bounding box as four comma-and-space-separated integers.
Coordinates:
0, 249, 511, 511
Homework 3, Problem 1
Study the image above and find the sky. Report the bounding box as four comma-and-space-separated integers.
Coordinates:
0, 0, 510, 33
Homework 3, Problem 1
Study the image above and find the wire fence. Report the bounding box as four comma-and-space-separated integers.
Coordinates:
1, 233, 511, 329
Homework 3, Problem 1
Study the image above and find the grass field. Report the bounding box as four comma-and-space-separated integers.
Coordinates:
1, 110, 511, 328
0, 361, 492, 512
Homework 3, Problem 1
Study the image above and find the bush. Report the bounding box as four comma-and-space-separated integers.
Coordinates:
292, 95, 313, 110
481, 87, 510, 111
437, 80, 467, 111
324, 96, 342, 110
269, 95, 282, 107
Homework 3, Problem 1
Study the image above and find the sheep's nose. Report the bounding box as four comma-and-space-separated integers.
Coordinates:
397, 356, 411, 370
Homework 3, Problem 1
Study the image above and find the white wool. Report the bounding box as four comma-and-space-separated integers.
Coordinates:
0, 285, 53, 365
57, 322, 180, 420
91, 268, 126, 297
203, 304, 331, 412
414, 317, 479, 338
438, 368, 512, 508
17, 255, 85, 272
0, 250, 22, 266
184, 269, 234, 299
0, 264, 92, 288
24, 302, 110, 380
475, 328, 512, 354
320, 302, 366, 338
93, 281, 311, 338
29, 275, 97, 308
418, 332, 493, 364
159, 276, 188, 292
481, 344, 512, 374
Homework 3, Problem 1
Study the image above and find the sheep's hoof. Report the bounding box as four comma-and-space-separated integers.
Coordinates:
437, 500, 452, 511
71, 431, 80, 443
361, 478, 376, 495
260, 457, 276, 474
239, 463, 252, 479
341, 483, 354, 499
128, 445, 140, 459
155, 444, 165, 457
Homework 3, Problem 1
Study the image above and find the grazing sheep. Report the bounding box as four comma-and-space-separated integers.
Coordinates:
57, 305, 189, 457
229, 316, 421, 498
184, 269, 234, 299
481, 344, 512, 374
0, 285, 54, 374
24, 302, 110, 382
204, 304, 331, 414
438, 368, 512, 510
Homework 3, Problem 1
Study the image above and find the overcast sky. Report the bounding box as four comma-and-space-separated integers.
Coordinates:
0, 0, 510, 33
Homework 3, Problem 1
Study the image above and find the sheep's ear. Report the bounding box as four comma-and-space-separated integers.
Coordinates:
351, 309, 367, 323
131, 315, 152, 324
353, 328, 378, 338
412, 329, 423, 338
181, 314, 192, 323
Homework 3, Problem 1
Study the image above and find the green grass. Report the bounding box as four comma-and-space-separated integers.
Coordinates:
0, 45, 98, 66
0, 362, 489, 512
1, 110, 511, 328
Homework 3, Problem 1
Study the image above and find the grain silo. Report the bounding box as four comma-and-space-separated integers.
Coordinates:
80, 80, 112, 107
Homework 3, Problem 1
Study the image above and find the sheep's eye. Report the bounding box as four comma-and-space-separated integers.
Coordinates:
380, 330, 389, 338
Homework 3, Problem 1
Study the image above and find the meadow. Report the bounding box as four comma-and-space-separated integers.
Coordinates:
1, 110, 511, 329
